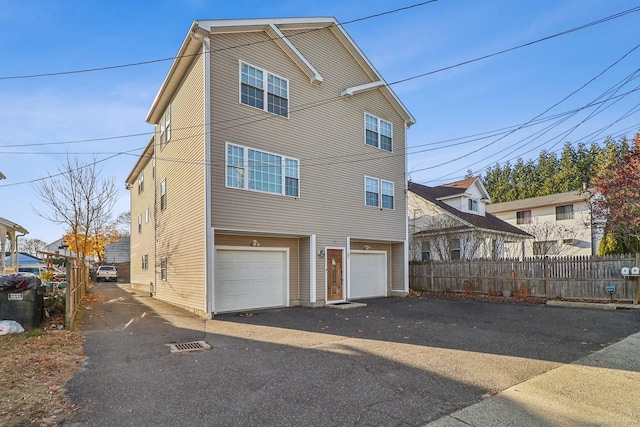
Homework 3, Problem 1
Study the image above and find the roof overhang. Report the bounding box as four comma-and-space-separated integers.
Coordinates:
126, 136, 154, 185
0, 217, 28, 235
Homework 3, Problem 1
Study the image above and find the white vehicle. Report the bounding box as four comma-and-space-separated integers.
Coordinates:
96, 265, 118, 282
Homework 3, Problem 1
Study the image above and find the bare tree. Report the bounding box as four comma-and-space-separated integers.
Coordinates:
520, 219, 577, 257
18, 237, 47, 256
34, 156, 119, 262
113, 211, 131, 238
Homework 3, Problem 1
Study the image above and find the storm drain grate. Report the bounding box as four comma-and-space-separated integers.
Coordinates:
166, 341, 212, 354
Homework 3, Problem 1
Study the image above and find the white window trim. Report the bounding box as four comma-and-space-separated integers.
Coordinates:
159, 104, 171, 149
137, 214, 142, 234
468, 198, 478, 212
238, 60, 289, 118
225, 142, 300, 198
145, 207, 150, 224
364, 175, 394, 210
160, 257, 167, 281
160, 179, 167, 211
364, 112, 393, 152
137, 172, 144, 194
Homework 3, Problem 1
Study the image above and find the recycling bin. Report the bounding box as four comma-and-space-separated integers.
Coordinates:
0, 287, 45, 330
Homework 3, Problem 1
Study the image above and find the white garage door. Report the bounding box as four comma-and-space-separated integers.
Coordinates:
215, 248, 288, 313
350, 251, 387, 299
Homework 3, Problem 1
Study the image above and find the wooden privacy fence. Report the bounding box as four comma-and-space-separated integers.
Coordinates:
410, 254, 637, 301
65, 261, 88, 329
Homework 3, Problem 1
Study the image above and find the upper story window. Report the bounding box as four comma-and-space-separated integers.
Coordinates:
365, 113, 392, 152
145, 207, 150, 224
137, 214, 142, 234
556, 205, 574, 221
365, 176, 394, 209
159, 105, 171, 149
226, 143, 299, 197
160, 179, 167, 211
240, 62, 288, 118
468, 198, 478, 212
516, 210, 532, 224
137, 172, 144, 194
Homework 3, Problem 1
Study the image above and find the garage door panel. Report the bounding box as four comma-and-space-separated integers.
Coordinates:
215, 249, 287, 313
350, 252, 386, 299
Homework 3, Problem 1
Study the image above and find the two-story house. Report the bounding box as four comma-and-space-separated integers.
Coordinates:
126, 18, 415, 317
485, 190, 597, 257
408, 178, 531, 260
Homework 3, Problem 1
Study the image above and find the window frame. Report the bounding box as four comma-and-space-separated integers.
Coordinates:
555, 205, 574, 221
468, 198, 478, 212
137, 172, 144, 194
449, 238, 461, 260
160, 257, 167, 281
239, 61, 289, 118
225, 142, 300, 198
160, 179, 167, 211
364, 113, 393, 152
516, 210, 532, 224
145, 207, 149, 224
159, 104, 171, 149
364, 176, 394, 210
421, 240, 431, 261
137, 214, 142, 234
533, 240, 558, 256
142, 254, 148, 271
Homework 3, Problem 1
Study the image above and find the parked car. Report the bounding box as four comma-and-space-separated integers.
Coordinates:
95, 265, 118, 282
18, 266, 47, 275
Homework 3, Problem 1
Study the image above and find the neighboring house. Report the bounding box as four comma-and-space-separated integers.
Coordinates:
103, 237, 130, 264
0, 217, 28, 274
43, 238, 75, 258
408, 178, 531, 260
126, 17, 415, 317
485, 190, 597, 257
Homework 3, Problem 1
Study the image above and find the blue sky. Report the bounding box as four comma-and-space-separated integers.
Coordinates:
1, 0, 639, 244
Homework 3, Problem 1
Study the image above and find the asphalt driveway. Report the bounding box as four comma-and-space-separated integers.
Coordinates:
64, 284, 640, 426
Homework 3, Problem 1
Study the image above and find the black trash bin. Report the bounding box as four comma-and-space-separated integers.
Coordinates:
0, 286, 45, 330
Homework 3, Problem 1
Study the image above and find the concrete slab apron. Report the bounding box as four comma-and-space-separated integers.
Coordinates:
425, 333, 640, 427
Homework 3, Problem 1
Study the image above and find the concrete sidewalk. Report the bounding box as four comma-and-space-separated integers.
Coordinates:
425, 332, 640, 426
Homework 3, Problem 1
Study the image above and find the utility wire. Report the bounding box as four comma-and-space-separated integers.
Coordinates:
0, 1, 438, 80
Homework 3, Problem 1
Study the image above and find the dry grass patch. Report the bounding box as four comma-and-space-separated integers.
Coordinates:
0, 328, 84, 426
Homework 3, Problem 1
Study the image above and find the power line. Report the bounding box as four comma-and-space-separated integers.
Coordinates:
3, 4, 638, 149
0, 1, 438, 81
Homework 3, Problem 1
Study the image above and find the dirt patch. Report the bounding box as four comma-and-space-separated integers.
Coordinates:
0, 313, 85, 426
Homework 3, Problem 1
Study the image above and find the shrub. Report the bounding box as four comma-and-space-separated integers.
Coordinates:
463, 280, 476, 295
514, 284, 531, 299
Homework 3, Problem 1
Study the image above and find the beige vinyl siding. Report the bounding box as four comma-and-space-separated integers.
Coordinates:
390, 242, 405, 292
209, 28, 406, 238
214, 234, 300, 302
154, 48, 207, 314
298, 237, 310, 304
130, 155, 156, 292
209, 28, 407, 302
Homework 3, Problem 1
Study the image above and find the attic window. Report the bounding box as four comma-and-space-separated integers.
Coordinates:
365, 113, 392, 152
240, 61, 289, 118
468, 198, 478, 212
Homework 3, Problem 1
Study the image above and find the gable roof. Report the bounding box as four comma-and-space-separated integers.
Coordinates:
146, 17, 415, 126
427, 177, 491, 201
485, 190, 589, 214
408, 182, 531, 238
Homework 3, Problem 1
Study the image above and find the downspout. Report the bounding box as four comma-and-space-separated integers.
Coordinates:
403, 120, 409, 294
190, 29, 214, 317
